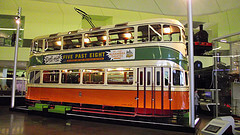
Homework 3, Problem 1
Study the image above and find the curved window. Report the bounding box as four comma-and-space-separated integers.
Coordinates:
28, 71, 40, 84
107, 68, 133, 85
61, 69, 80, 84
173, 70, 184, 86
163, 25, 181, 42
32, 40, 43, 53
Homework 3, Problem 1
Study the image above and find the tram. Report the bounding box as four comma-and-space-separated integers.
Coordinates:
26, 18, 189, 118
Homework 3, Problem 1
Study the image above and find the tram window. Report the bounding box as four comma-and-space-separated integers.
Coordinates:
29, 71, 40, 84
156, 71, 160, 85
150, 24, 162, 42
107, 68, 133, 85
84, 31, 107, 47
63, 35, 82, 49
182, 29, 186, 42
83, 69, 104, 84
140, 71, 143, 85
185, 72, 188, 85
165, 71, 169, 86
138, 25, 148, 42
109, 27, 134, 45
43, 70, 59, 83
163, 25, 181, 42
32, 40, 43, 53
147, 71, 151, 85
45, 38, 61, 51
173, 70, 184, 86
61, 69, 80, 84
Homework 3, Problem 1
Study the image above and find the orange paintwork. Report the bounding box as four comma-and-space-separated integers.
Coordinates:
26, 87, 189, 110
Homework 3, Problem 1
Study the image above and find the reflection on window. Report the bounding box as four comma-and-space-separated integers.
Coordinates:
43, 70, 59, 83
63, 35, 82, 49
107, 68, 133, 85
61, 69, 80, 84
165, 71, 169, 86
84, 31, 107, 47
32, 40, 43, 53
173, 70, 184, 86
109, 27, 134, 45
29, 71, 40, 84
185, 72, 188, 85
83, 69, 104, 84
163, 25, 181, 42
138, 24, 162, 43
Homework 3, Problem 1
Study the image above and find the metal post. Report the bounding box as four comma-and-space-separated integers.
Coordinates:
187, 0, 195, 128
214, 42, 219, 117
11, 7, 21, 108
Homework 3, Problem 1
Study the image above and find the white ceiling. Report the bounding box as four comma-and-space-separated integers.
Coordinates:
33, 0, 240, 16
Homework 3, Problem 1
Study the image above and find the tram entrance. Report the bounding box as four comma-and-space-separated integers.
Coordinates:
136, 67, 172, 116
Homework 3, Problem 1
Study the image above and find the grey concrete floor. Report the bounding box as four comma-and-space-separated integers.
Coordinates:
0, 106, 199, 135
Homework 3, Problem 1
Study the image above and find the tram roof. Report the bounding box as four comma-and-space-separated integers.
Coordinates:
33, 18, 184, 41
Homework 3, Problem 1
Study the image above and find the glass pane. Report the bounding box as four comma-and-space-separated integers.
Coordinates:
163, 25, 181, 42
185, 72, 188, 85
84, 31, 107, 47
140, 71, 143, 85
165, 71, 169, 86
61, 69, 80, 84
149, 24, 162, 42
107, 68, 133, 85
147, 71, 151, 85
83, 69, 104, 84
43, 70, 59, 83
173, 70, 184, 86
157, 71, 160, 85
63, 35, 82, 49
137, 25, 148, 42
109, 27, 134, 45
45, 38, 61, 51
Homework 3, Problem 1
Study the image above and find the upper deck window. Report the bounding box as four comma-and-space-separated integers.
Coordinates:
32, 40, 43, 53
109, 27, 134, 45
63, 35, 82, 49
84, 31, 107, 47
45, 37, 61, 51
163, 25, 181, 42
137, 24, 162, 42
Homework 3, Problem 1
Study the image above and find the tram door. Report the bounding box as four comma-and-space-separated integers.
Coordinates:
136, 67, 172, 116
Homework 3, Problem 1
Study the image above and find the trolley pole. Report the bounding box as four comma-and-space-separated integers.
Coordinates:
187, 0, 195, 128
11, 7, 21, 108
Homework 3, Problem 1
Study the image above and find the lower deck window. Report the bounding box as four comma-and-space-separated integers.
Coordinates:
83, 69, 104, 84
61, 69, 80, 84
43, 70, 59, 83
173, 70, 184, 86
107, 68, 133, 85
29, 71, 40, 84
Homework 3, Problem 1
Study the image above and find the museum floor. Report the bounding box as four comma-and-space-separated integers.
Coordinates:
0, 106, 216, 135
